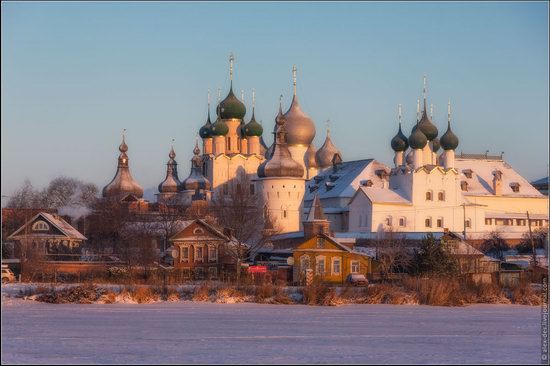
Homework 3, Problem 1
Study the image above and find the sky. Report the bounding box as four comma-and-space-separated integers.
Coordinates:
1, 1, 548, 201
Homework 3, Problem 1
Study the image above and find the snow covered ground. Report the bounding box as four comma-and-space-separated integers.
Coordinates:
1, 299, 542, 364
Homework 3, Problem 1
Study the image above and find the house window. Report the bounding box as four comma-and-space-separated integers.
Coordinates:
438, 191, 445, 201
208, 246, 217, 262
316, 256, 326, 275
485, 218, 492, 225
316, 237, 325, 249
460, 181, 469, 192
32, 221, 49, 231
249, 183, 255, 195
283, 210, 287, 219
332, 257, 341, 275
195, 267, 205, 280
510, 183, 520, 193
195, 246, 204, 262
351, 260, 360, 274
426, 191, 433, 201
437, 218, 444, 228
385, 216, 392, 226
399, 217, 406, 227
180, 246, 190, 263
425, 217, 432, 228
208, 267, 218, 280
465, 219, 471, 228
193, 228, 204, 235
300, 255, 311, 273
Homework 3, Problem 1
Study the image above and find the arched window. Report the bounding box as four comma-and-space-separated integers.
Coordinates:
437, 218, 444, 228
32, 221, 49, 231
465, 219, 471, 228
426, 191, 433, 201
425, 217, 432, 228
438, 191, 445, 201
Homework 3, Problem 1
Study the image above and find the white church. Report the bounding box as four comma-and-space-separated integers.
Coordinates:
102, 56, 548, 245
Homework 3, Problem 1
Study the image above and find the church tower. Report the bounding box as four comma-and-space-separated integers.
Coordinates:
256, 101, 306, 233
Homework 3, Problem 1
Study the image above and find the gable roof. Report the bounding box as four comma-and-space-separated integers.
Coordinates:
294, 233, 373, 258
8, 212, 87, 241
169, 219, 230, 241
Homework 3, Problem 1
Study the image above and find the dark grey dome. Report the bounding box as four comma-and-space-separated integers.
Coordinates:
391, 124, 409, 152
409, 125, 428, 149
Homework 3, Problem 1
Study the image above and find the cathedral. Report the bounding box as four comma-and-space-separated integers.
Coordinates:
101, 57, 548, 243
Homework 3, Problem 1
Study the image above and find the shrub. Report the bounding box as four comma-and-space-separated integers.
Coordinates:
510, 281, 542, 306
192, 283, 212, 302
302, 280, 336, 306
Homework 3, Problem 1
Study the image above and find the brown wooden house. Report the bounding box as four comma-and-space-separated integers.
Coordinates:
168, 219, 246, 281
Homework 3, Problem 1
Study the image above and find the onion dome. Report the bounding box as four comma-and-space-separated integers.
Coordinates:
440, 101, 459, 150
409, 123, 428, 149
417, 76, 438, 140
218, 82, 245, 119
158, 146, 182, 193
316, 128, 341, 168
181, 140, 211, 191
199, 106, 213, 139
432, 137, 441, 152
244, 109, 263, 137
391, 124, 409, 152
211, 112, 229, 136
257, 109, 304, 178
102, 134, 144, 199
283, 66, 316, 146
305, 144, 318, 169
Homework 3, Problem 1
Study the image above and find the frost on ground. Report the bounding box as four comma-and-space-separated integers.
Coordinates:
1, 300, 541, 364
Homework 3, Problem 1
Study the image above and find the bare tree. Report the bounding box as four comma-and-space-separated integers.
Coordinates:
5, 179, 42, 208
480, 231, 510, 260
373, 227, 412, 282
209, 175, 279, 282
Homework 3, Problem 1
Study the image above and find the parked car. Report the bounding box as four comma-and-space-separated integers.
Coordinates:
2, 267, 16, 284
346, 273, 368, 286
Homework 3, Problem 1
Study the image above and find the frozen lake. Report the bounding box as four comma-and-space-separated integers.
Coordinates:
1, 300, 542, 364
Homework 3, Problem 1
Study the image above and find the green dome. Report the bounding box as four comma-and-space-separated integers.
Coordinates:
219, 85, 246, 120
199, 111, 213, 138
440, 123, 459, 150
409, 125, 428, 149
244, 111, 263, 137
211, 116, 229, 136
391, 124, 409, 152
417, 110, 438, 141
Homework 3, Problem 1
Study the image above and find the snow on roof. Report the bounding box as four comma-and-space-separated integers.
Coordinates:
454, 158, 544, 198
356, 186, 412, 205
445, 239, 484, 256
304, 159, 388, 201
9, 212, 87, 241
269, 231, 304, 241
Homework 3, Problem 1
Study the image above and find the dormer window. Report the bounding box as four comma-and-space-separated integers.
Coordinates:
510, 182, 520, 193
32, 221, 49, 231
462, 169, 473, 179
460, 181, 469, 192
360, 180, 374, 187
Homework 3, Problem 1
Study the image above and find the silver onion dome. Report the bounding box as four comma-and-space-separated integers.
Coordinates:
102, 134, 144, 199
181, 141, 211, 191
158, 146, 182, 193
315, 130, 341, 168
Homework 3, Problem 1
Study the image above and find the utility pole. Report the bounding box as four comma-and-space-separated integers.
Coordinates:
526, 211, 537, 268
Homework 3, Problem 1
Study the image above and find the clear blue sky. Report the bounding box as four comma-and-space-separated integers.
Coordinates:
2, 1, 548, 199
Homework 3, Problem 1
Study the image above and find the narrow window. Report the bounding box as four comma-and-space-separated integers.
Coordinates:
426, 191, 433, 201
425, 218, 432, 228
351, 260, 360, 274
316, 237, 324, 249
181, 246, 190, 263
316, 257, 326, 275
438, 191, 445, 201
332, 258, 341, 275
399, 217, 406, 227
195, 246, 204, 262
437, 218, 443, 228
208, 246, 217, 262
465, 219, 471, 228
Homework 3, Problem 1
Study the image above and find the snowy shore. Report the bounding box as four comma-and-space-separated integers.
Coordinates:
1, 298, 542, 364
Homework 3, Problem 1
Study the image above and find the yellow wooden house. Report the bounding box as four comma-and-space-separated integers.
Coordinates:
292, 234, 375, 285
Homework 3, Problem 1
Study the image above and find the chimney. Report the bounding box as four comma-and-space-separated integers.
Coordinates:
492, 170, 503, 196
